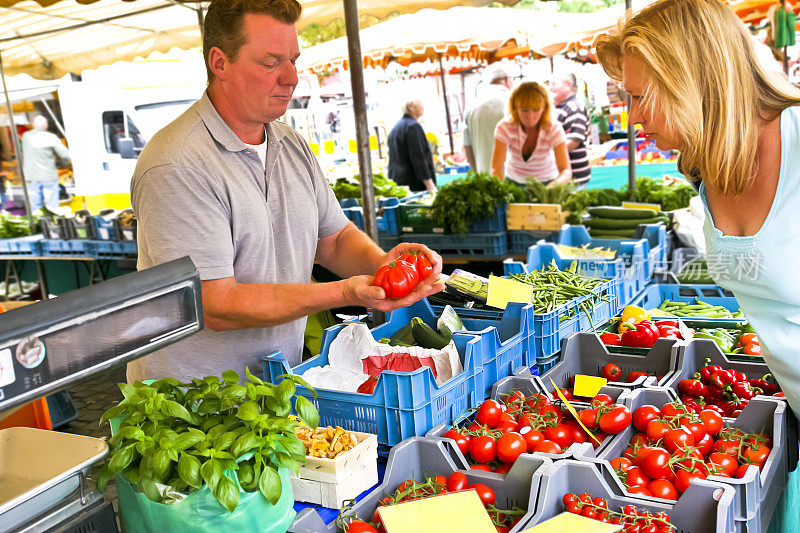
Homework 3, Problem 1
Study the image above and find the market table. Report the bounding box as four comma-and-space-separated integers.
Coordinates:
0, 255, 135, 298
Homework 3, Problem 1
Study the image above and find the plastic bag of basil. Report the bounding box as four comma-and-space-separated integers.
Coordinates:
97, 369, 318, 533
582, 206, 670, 238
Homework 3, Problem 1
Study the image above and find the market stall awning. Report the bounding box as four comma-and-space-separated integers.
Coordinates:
725, 0, 800, 25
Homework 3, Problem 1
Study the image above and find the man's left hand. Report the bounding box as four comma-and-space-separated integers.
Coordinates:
381, 243, 443, 278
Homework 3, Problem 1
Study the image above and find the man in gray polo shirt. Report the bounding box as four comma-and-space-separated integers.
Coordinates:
129, 0, 442, 383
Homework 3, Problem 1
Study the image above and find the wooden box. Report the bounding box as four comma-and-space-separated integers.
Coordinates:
290, 431, 378, 509
506, 203, 568, 231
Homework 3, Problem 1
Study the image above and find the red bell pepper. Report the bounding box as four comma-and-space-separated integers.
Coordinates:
709, 369, 736, 389
655, 320, 680, 329
750, 375, 779, 396
699, 362, 723, 384
620, 320, 659, 348
730, 381, 755, 400
357, 374, 380, 394
678, 376, 709, 397
599, 332, 623, 345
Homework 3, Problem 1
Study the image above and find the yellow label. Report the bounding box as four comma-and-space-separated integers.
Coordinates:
378, 490, 496, 533
522, 512, 623, 532
486, 275, 533, 309
309, 142, 320, 156
550, 378, 601, 446
323, 139, 336, 154
573, 374, 608, 398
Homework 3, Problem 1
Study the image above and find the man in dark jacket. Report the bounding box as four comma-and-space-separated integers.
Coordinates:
387, 99, 436, 192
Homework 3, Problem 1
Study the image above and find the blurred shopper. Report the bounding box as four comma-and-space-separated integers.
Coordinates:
597, 1, 800, 527
387, 99, 437, 192
130, 0, 442, 382
21, 115, 69, 212
550, 73, 592, 189
463, 67, 512, 173
491, 81, 571, 186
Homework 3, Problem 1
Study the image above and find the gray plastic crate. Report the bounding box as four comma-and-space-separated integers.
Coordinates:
534, 333, 680, 396
288, 437, 551, 533
520, 456, 736, 533
603, 387, 789, 529
663, 340, 782, 399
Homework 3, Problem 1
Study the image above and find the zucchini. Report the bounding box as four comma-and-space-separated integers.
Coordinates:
584, 216, 668, 230
588, 228, 638, 238
389, 323, 415, 345
410, 317, 450, 349
588, 206, 658, 219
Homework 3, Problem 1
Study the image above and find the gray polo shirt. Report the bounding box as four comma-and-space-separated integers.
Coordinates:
128, 91, 349, 382
21, 129, 70, 181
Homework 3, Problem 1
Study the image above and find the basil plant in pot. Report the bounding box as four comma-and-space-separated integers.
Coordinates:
96, 369, 318, 532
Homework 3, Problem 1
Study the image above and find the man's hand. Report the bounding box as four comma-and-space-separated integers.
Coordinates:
341, 273, 445, 312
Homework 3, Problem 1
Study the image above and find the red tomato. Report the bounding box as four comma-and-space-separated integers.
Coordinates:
468, 435, 497, 464
648, 479, 677, 500
467, 483, 496, 506
344, 520, 379, 533
674, 468, 706, 494
663, 428, 695, 453
470, 464, 493, 471
736, 464, 757, 478
518, 426, 545, 452
476, 400, 504, 428
713, 438, 742, 457
610, 457, 634, 471
578, 408, 599, 430
641, 448, 672, 480
446, 472, 468, 491
397, 251, 433, 280
627, 370, 650, 383
533, 440, 563, 454
699, 410, 724, 436
371, 260, 419, 299
633, 405, 661, 432
625, 466, 652, 487
682, 421, 707, 442
695, 433, 714, 457
540, 404, 566, 421
516, 413, 537, 429
592, 393, 615, 407
545, 424, 574, 449
493, 463, 512, 475
626, 485, 653, 497
743, 444, 771, 467
525, 394, 551, 413
602, 363, 623, 381
708, 452, 738, 477
496, 420, 519, 434
443, 430, 470, 455
496, 432, 527, 464
599, 405, 633, 434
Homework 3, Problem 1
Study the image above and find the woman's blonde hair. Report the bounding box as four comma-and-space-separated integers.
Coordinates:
508, 81, 553, 130
596, 0, 800, 194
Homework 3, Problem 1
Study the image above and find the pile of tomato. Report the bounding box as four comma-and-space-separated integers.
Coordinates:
601, 363, 654, 383
563, 493, 676, 533
605, 401, 771, 500
339, 473, 525, 533
677, 361, 783, 416
441, 391, 632, 473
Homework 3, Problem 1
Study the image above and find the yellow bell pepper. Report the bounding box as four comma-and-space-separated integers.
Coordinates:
617, 305, 651, 333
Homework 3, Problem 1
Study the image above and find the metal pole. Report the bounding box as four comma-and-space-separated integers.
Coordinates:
343, 0, 377, 241
0, 51, 34, 228
784, 45, 789, 75
437, 54, 455, 155
625, 0, 636, 198
196, 6, 204, 39
38, 96, 66, 138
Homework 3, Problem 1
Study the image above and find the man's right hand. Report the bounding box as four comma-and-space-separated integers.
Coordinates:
341, 274, 445, 312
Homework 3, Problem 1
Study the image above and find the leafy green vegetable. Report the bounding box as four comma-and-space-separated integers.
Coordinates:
96, 369, 318, 511
523, 179, 574, 205
330, 172, 409, 201
0, 209, 49, 238
431, 172, 525, 235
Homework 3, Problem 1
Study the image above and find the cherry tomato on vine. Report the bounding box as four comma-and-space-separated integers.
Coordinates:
467, 483, 496, 506
602, 363, 623, 381
443, 430, 470, 455
476, 400, 504, 428
468, 435, 497, 464
599, 405, 632, 434
343, 520, 378, 533
447, 472, 468, 491
633, 405, 661, 432
496, 432, 527, 464
647, 479, 677, 500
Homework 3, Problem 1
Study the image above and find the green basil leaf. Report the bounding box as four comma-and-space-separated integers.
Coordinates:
141, 479, 161, 503
211, 450, 235, 460
228, 385, 247, 402
153, 449, 172, 477
245, 367, 264, 385
167, 448, 179, 462
206, 424, 226, 441
162, 400, 193, 422
100, 403, 129, 423
276, 379, 296, 404
230, 430, 260, 459
214, 474, 240, 512
237, 462, 255, 487
213, 431, 237, 451
221, 370, 240, 384
204, 376, 221, 385
236, 401, 260, 421
219, 458, 238, 471
108, 443, 137, 476
294, 396, 319, 430
274, 452, 300, 474
172, 428, 206, 451
277, 435, 307, 458
118, 383, 138, 400
201, 415, 224, 432
201, 459, 222, 491
255, 385, 274, 397
265, 395, 290, 418
178, 452, 202, 488
96, 466, 113, 491
198, 398, 221, 415
258, 465, 282, 505
277, 374, 318, 400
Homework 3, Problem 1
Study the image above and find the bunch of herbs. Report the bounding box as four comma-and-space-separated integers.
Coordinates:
431, 172, 524, 235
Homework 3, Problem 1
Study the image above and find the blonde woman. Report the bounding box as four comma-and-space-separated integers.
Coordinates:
491, 81, 571, 186
597, 0, 800, 527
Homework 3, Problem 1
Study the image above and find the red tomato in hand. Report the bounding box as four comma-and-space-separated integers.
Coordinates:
371, 260, 419, 298
397, 251, 434, 280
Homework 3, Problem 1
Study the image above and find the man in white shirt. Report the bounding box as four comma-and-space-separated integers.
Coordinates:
21, 115, 70, 211
463, 67, 512, 174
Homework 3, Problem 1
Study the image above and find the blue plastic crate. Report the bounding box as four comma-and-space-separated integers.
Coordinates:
504, 240, 645, 308
39, 239, 88, 256
629, 282, 742, 321
507, 230, 560, 255
370, 298, 529, 399
262, 328, 482, 446
377, 234, 401, 251
0, 235, 43, 256
467, 203, 507, 233
84, 240, 137, 259
534, 353, 560, 374
404, 231, 508, 257
90, 216, 118, 241
342, 197, 401, 236
558, 223, 668, 277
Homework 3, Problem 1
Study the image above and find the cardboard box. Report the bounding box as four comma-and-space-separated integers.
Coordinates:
506, 203, 568, 231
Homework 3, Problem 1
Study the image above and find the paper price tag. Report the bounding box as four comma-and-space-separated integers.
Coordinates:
521, 512, 623, 532
573, 374, 608, 398
486, 275, 533, 309
550, 378, 601, 446
378, 490, 495, 533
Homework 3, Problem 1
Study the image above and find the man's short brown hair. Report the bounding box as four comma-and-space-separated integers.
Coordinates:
203, 0, 302, 82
